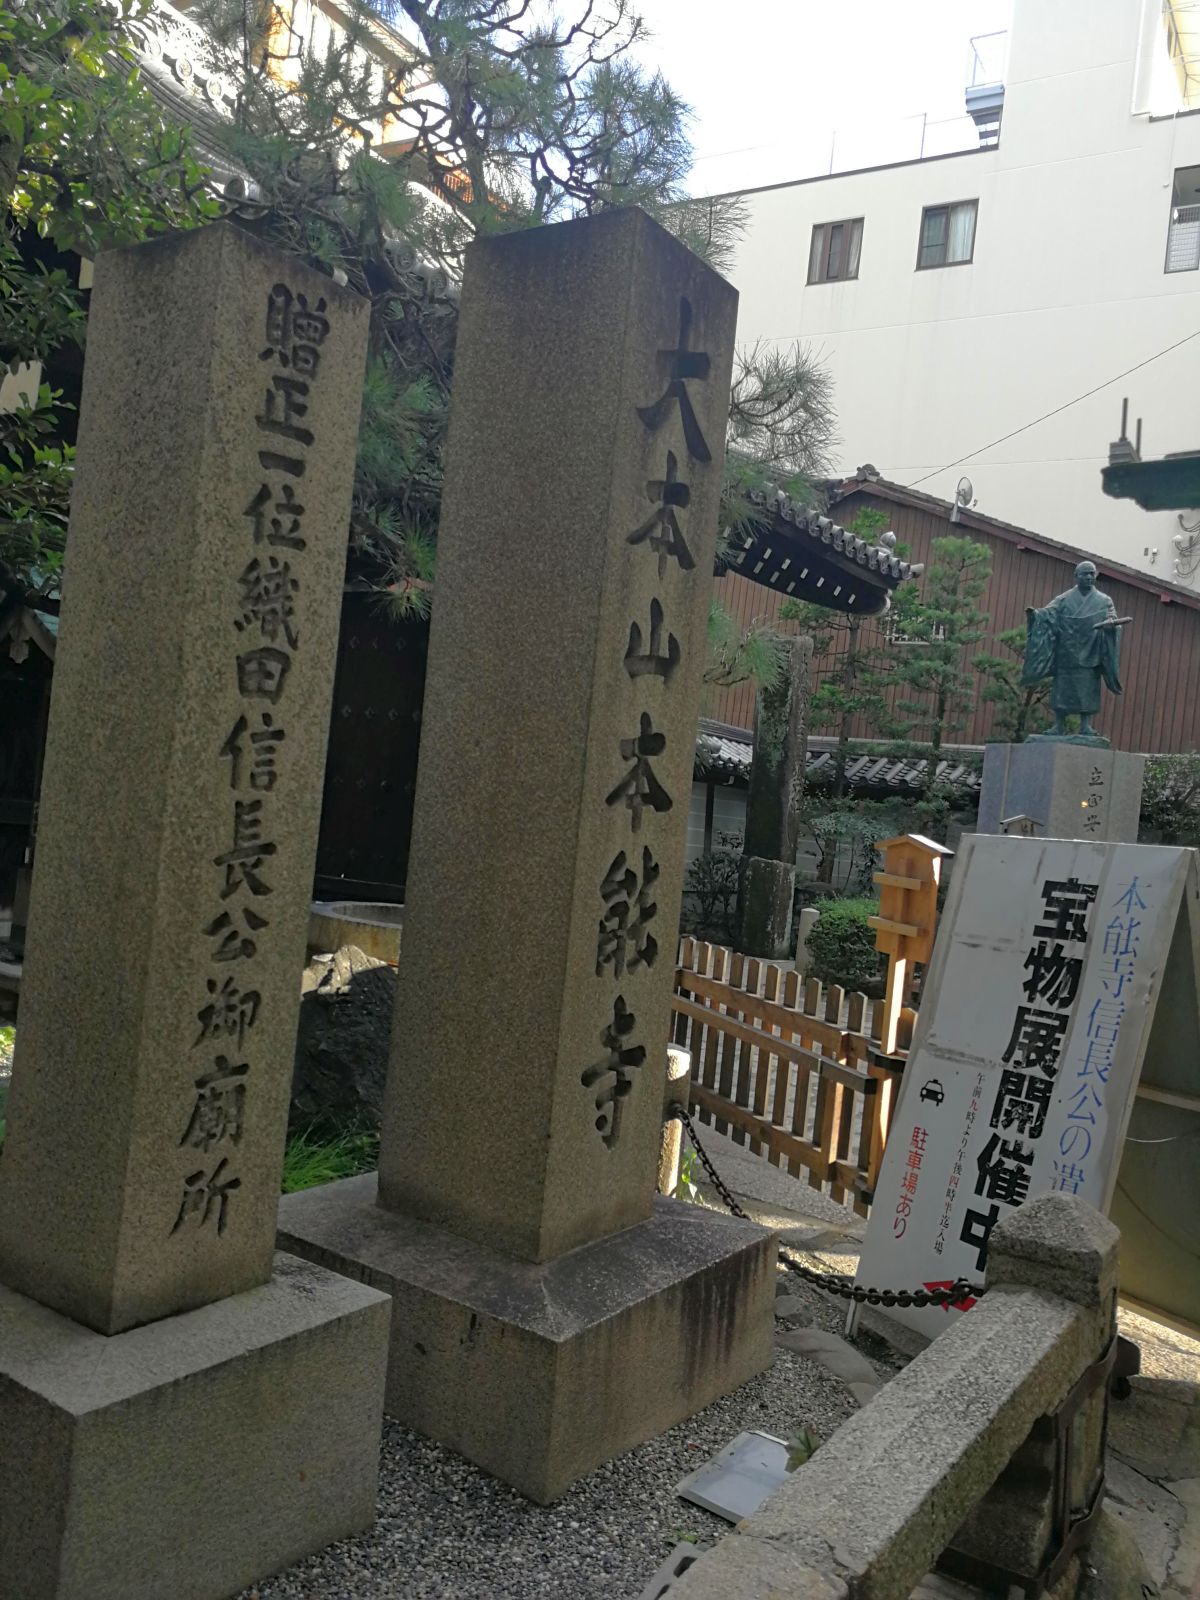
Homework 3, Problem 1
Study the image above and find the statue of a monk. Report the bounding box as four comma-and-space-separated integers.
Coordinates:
1023, 561, 1126, 740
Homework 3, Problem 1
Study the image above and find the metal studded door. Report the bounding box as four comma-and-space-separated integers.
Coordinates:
314, 596, 429, 903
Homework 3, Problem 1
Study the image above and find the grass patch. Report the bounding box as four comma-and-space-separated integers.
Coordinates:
281, 1125, 379, 1193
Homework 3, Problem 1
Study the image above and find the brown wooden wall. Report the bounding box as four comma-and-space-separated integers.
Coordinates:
709, 490, 1200, 755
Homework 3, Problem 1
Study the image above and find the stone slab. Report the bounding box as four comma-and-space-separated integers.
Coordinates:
0, 224, 369, 1334
278, 1175, 775, 1503
376, 208, 738, 1265
977, 741, 1145, 843
0, 1252, 390, 1600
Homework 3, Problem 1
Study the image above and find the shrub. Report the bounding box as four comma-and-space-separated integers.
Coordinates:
805, 897, 885, 994
680, 850, 740, 944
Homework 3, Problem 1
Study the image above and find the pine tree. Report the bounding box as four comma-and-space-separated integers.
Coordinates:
974, 625, 1053, 742
886, 535, 992, 795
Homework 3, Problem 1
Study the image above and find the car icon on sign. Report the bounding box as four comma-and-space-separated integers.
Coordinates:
919, 1078, 945, 1106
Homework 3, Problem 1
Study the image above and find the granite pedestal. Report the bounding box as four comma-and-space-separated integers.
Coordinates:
279, 1179, 775, 1504
978, 742, 1145, 842
278, 209, 774, 1499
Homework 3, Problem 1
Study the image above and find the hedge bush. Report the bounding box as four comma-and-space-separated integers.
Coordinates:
805, 897, 885, 994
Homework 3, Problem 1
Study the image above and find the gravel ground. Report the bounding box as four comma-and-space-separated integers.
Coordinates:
241, 1268, 877, 1600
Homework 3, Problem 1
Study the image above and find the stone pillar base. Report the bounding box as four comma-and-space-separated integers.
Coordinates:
736, 856, 796, 960
278, 1176, 776, 1504
978, 742, 1145, 842
0, 1254, 390, 1600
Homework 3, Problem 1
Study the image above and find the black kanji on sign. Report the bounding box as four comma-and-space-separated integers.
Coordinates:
580, 994, 647, 1148
1021, 940, 1084, 1007
261, 282, 330, 378
626, 452, 695, 578
624, 598, 681, 682
171, 1157, 241, 1237
194, 975, 260, 1048
1001, 1005, 1070, 1077
636, 296, 712, 463
990, 1067, 1054, 1141
1033, 877, 1099, 944
257, 374, 313, 447
180, 1057, 248, 1153
960, 1202, 1001, 1273
213, 799, 277, 899
974, 1132, 1034, 1207
236, 556, 299, 651
203, 906, 269, 963
605, 713, 672, 832
596, 846, 659, 977
244, 482, 306, 551
220, 713, 285, 793
236, 646, 291, 705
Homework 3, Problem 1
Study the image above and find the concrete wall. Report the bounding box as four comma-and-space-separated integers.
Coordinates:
721, 0, 1200, 577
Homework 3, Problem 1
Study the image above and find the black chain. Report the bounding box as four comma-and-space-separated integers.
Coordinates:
668, 1104, 985, 1311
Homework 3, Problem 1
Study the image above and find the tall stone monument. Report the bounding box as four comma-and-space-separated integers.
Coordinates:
736, 634, 813, 958
0, 225, 390, 1600
978, 561, 1144, 841
279, 208, 775, 1503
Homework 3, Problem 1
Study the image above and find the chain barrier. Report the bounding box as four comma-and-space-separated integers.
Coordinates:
668, 1103, 986, 1311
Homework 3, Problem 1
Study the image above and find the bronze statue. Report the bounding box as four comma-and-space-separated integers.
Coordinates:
1022, 562, 1130, 743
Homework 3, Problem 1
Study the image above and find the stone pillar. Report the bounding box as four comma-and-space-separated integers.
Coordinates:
658, 1045, 692, 1196
0, 225, 389, 1600
946, 1195, 1119, 1586
278, 208, 775, 1503
736, 635, 813, 958
978, 743, 1145, 842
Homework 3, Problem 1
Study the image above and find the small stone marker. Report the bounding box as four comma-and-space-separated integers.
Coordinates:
0, 224, 389, 1600
279, 207, 776, 1502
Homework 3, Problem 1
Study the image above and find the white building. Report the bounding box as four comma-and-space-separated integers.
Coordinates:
719, 0, 1200, 580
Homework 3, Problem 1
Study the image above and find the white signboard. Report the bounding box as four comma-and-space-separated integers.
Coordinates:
856, 836, 1197, 1339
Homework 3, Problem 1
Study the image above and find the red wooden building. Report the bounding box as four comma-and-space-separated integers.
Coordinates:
710, 469, 1200, 755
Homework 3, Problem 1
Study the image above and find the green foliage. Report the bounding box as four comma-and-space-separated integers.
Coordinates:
974, 626, 1052, 743
704, 598, 787, 692
1139, 753, 1200, 844
786, 1429, 821, 1472
672, 1144, 702, 1204
280, 1125, 379, 1193
883, 536, 993, 791
1, 0, 217, 600
680, 849, 740, 944
804, 896, 884, 993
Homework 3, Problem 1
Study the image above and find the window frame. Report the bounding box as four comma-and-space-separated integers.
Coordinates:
807, 216, 864, 285
915, 199, 978, 271
1165, 164, 1200, 273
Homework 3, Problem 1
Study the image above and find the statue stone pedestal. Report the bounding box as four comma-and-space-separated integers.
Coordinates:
978, 742, 1145, 842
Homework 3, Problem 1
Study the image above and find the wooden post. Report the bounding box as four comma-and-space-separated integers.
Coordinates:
868, 834, 953, 1057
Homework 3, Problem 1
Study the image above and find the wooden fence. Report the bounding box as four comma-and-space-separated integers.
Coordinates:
670, 938, 916, 1217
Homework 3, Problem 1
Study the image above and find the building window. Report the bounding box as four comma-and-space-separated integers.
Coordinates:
808, 218, 864, 284
1164, 1, 1200, 112
916, 201, 977, 269
1167, 165, 1200, 273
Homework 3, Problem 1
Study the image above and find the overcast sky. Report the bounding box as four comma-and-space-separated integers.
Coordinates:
632, 0, 1014, 195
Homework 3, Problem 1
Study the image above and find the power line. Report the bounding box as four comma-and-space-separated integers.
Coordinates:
907, 325, 1200, 488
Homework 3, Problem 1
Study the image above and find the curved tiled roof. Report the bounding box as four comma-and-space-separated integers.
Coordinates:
695, 726, 981, 796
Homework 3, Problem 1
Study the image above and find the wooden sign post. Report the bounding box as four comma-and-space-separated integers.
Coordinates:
869, 834, 953, 1057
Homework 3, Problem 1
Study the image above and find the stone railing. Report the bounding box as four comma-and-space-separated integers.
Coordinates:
670, 1194, 1120, 1600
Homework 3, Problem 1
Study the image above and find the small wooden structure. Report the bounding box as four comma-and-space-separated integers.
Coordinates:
868, 834, 952, 1056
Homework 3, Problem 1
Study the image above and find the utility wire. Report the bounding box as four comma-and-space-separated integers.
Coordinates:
907, 326, 1200, 489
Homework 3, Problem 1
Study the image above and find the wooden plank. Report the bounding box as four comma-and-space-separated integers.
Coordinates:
688, 1080, 820, 1175
824, 982, 844, 1026
677, 971, 845, 1054
726, 951, 748, 1147
743, 958, 764, 1154
804, 976, 821, 1017
873, 870, 924, 891
710, 946, 733, 1137
669, 998, 826, 1078
766, 964, 789, 1168
867, 914, 920, 939
846, 991, 866, 1034
1135, 1083, 1200, 1114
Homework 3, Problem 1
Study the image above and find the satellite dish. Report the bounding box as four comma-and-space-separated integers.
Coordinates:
950, 475, 974, 524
